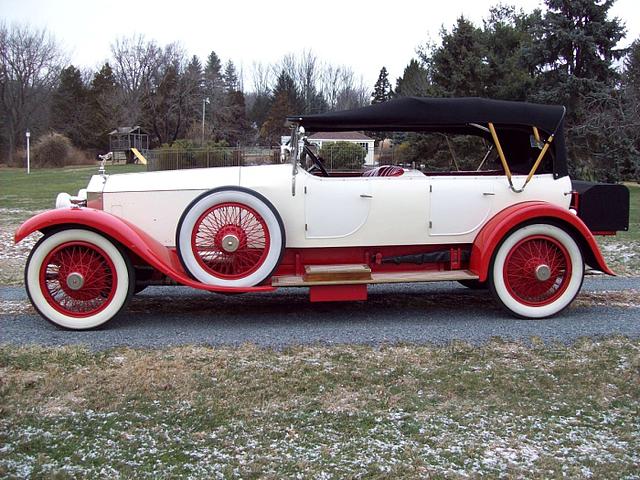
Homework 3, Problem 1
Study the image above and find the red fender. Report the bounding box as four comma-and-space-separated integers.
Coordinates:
14, 208, 276, 293
470, 201, 614, 282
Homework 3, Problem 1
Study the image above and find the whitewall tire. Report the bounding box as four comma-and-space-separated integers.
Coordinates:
176, 187, 285, 287
489, 223, 584, 318
25, 229, 134, 329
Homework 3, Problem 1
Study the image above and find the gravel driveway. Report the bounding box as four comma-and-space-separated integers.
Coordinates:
1, 276, 638, 350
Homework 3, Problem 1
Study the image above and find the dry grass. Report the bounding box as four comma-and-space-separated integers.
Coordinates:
1, 339, 638, 478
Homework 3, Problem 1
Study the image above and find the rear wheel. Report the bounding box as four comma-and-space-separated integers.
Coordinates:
25, 229, 134, 329
176, 187, 285, 287
489, 224, 584, 318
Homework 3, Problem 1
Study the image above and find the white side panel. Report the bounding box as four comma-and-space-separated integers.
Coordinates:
103, 190, 207, 245
304, 177, 372, 238
103, 166, 241, 192
429, 178, 494, 236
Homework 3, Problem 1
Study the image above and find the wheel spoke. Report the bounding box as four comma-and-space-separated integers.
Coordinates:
190, 202, 271, 279
40, 241, 117, 317
503, 235, 572, 306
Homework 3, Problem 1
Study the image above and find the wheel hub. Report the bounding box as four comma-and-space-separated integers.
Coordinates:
535, 264, 551, 282
66, 272, 85, 291
221, 234, 240, 253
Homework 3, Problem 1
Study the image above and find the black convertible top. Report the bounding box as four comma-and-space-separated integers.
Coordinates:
288, 97, 568, 178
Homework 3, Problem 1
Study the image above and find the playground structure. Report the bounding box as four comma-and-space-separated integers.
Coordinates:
108, 126, 149, 163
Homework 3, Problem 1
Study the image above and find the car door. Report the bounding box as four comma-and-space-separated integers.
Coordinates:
428, 176, 495, 237
304, 175, 372, 239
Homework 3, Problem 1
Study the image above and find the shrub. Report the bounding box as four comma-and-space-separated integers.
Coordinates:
318, 141, 366, 170
31, 133, 72, 168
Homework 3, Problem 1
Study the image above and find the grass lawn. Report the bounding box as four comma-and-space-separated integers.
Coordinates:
596, 183, 640, 275
619, 183, 639, 242
0, 164, 145, 211
0, 339, 638, 478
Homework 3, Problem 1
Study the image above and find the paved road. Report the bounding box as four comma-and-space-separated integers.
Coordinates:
1, 277, 638, 350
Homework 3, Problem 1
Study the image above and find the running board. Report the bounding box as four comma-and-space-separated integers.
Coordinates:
272, 269, 478, 287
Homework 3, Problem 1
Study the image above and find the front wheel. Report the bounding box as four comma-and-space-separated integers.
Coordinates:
489, 224, 584, 318
25, 229, 134, 329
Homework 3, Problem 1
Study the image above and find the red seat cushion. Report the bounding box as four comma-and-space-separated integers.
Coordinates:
362, 166, 404, 177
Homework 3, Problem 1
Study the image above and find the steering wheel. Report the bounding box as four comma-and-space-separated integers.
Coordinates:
303, 140, 329, 177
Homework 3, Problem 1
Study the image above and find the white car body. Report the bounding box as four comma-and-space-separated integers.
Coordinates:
93, 164, 571, 248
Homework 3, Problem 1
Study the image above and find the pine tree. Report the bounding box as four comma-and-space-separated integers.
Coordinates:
260, 70, 303, 145
482, 5, 536, 100
219, 61, 249, 145
223, 60, 239, 93
528, 0, 627, 180
50, 65, 90, 148
621, 39, 640, 179
203, 51, 225, 140
394, 59, 431, 97
426, 16, 487, 97
371, 67, 393, 104
86, 63, 120, 150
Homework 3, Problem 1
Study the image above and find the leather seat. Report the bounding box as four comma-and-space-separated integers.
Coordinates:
362, 165, 404, 177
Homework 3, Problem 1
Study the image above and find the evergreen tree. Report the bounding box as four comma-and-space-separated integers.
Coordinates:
50, 65, 90, 148
183, 55, 204, 132
219, 61, 249, 145
395, 59, 431, 97
260, 70, 303, 145
203, 51, 225, 140
482, 5, 536, 100
86, 63, 120, 150
621, 39, 640, 179
371, 66, 393, 104
223, 60, 239, 92
528, 0, 627, 180
424, 16, 488, 97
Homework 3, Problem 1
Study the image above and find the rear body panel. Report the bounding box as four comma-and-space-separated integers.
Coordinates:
572, 180, 630, 233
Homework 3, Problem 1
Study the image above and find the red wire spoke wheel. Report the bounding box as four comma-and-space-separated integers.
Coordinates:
489, 224, 584, 318
39, 241, 117, 317
191, 202, 270, 279
26, 229, 134, 329
177, 188, 285, 287
503, 235, 572, 306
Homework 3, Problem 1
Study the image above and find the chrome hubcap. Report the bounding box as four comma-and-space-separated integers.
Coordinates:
221, 234, 240, 253
535, 264, 551, 282
66, 272, 85, 291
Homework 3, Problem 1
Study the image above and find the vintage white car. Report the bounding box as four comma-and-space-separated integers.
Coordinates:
15, 97, 630, 329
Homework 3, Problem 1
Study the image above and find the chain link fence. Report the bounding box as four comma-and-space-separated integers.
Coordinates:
145, 147, 280, 171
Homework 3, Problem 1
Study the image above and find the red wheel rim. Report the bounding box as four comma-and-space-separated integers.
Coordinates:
191, 202, 270, 279
39, 241, 117, 317
503, 235, 572, 307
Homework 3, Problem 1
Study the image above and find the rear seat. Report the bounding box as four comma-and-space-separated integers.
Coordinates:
362, 165, 404, 177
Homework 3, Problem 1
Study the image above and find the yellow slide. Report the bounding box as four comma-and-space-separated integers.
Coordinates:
131, 148, 147, 165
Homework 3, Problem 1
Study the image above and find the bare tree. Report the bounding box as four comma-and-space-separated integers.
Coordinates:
320, 64, 369, 111
0, 23, 64, 163
110, 34, 162, 124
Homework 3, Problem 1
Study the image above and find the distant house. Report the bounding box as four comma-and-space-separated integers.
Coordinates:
307, 132, 375, 166
281, 131, 376, 166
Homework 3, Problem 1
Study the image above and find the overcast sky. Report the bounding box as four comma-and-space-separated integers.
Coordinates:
2, 0, 639, 89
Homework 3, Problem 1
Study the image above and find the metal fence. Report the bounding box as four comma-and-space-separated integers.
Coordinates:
143, 145, 423, 172
146, 147, 280, 171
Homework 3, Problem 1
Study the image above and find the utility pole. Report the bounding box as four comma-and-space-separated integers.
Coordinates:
26, 129, 31, 174
201, 97, 210, 146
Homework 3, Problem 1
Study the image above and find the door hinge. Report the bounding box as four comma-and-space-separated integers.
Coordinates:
304, 186, 307, 194
429, 221, 433, 229
305, 223, 308, 231
430, 185, 433, 193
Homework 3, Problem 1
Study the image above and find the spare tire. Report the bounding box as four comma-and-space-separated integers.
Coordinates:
176, 187, 285, 287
